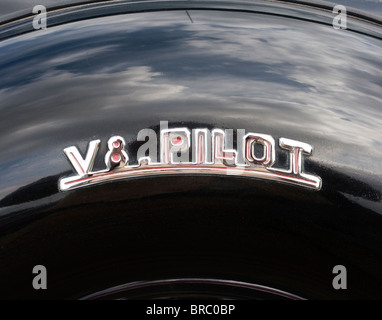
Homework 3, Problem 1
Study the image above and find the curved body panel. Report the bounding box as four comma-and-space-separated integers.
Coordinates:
0, 1, 381, 299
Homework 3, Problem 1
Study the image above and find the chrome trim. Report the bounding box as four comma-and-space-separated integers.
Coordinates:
59, 128, 322, 191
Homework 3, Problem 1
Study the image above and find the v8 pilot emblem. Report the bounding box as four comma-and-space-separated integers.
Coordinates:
59, 125, 322, 191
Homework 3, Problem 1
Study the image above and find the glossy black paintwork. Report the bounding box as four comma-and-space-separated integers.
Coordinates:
2, 0, 382, 23
0, 2, 382, 299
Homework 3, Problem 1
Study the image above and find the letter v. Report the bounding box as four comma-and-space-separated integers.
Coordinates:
63, 140, 100, 176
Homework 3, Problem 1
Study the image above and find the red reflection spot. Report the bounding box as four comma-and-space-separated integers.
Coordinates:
111, 153, 121, 163
172, 136, 183, 145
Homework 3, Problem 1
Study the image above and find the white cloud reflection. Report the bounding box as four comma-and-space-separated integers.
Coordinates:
0, 9, 381, 204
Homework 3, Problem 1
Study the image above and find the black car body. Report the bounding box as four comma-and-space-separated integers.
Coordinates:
0, 0, 382, 299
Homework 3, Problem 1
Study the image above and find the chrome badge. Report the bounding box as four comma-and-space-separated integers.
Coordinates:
59, 126, 322, 191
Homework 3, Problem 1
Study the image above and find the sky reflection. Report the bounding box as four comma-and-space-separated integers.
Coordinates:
0, 10, 381, 202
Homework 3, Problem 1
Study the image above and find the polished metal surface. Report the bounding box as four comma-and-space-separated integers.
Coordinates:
0, 1, 381, 299
1, 0, 382, 24
1, 6, 381, 208
59, 129, 321, 191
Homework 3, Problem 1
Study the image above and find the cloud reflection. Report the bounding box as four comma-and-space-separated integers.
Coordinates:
0, 10, 381, 204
